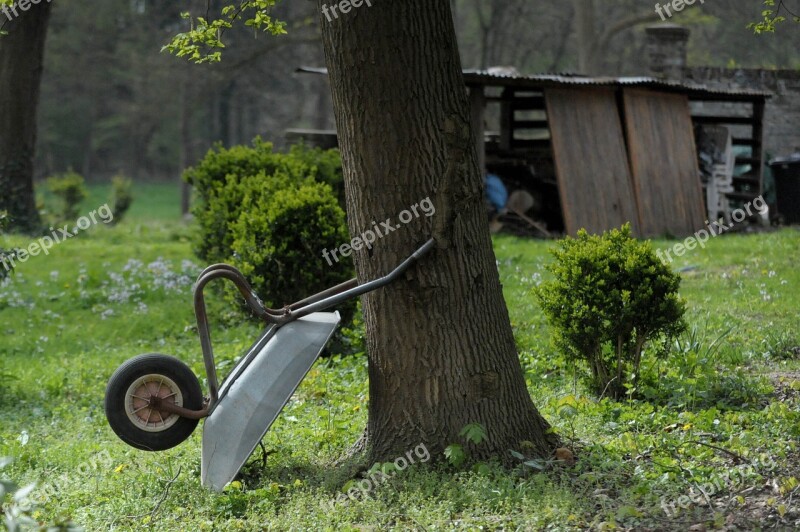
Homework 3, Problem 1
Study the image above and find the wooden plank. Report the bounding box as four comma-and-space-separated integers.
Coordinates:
732, 137, 757, 147
487, 96, 546, 108
691, 115, 758, 125
511, 120, 549, 129
623, 89, 707, 237
751, 99, 765, 195
544, 87, 641, 236
470, 87, 486, 176
733, 176, 761, 186
499, 88, 513, 151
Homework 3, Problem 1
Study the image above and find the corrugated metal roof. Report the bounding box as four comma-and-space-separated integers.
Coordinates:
462, 69, 771, 98
297, 66, 770, 99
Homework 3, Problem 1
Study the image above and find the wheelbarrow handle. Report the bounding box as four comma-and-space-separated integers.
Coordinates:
288, 238, 436, 320
193, 264, 305, 402
192, 238, 435, 404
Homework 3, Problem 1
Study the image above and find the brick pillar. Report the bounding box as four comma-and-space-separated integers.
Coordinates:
646, 24, 690, 80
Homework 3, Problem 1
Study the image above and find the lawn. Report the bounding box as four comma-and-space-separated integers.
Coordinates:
1, 183, 799, 530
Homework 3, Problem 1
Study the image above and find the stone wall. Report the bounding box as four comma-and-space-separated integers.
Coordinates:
682, 67, 800, 158
645, 23, 800, 159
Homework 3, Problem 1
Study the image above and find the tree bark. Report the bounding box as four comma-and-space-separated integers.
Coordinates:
574, 0, 658, 75
0, 1, 52, 233
574, 0, 599, 74
318, 0, 557, 463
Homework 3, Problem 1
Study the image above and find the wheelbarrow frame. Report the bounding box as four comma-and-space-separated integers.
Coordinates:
149, 238, 436, 422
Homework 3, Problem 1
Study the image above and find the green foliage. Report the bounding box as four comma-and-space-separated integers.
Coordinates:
109, 175, 134, 225
445, 423, 488, 467
460, 423, 488, 445
1, 457, 82, 531
186, 138, 352, 312
1, 203, 800, 529
749, 0, 800, 33
184, 138, 343, 265
230, 181, 352, 308
534, 225, 687, 399
46, 171, 88, 222
0, 212, 15, 282
639, 326, 772, 410
0, 213, 13, 390
759, 330, 800, 361
444, 444, 466, 467
162, 1, 286, 63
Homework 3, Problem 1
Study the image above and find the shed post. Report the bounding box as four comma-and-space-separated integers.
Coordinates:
469, 86, 486, 176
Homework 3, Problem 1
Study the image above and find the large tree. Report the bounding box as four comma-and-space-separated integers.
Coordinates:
0, 0, 52, 232
572, 0, 659, 75
169, 0, 558, 462
315, 0, 556, 461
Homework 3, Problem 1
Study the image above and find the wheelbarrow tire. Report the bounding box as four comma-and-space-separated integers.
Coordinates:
105, 354, 203, 452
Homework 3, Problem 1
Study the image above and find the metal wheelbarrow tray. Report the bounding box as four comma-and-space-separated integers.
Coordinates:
104, 239, 434, 491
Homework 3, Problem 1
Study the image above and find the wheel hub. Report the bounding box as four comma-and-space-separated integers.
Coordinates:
125, 374, 184, 432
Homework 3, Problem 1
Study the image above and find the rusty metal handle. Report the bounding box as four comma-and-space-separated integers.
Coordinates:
193, 268, 291, 403
288, 238, 436, 320
191, 238, 435, 404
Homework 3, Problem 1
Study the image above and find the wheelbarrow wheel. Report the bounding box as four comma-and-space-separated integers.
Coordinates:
105, 354, 203, 452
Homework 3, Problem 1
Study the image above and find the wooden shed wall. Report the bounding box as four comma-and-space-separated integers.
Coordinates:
622, 89, 707, 237
544, 87, 641, 236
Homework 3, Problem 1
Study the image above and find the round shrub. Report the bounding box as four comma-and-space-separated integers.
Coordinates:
46, 170, 87, 221
230, 180, 353, 308
109, 174, 134, 224
534, 224, 687, 399
183, 138, 343, 264
0, 211, 15, 282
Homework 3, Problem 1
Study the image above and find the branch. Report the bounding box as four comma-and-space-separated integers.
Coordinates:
679, 440, 749, 464
598, 11, 661, 51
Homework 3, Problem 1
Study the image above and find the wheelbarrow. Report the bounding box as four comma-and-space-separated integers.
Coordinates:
104, 239, 435, 491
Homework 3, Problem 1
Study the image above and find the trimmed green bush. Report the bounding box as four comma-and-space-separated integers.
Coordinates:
535, 224, 687, 399
109, 174, 134, 224
46, 170, 88, 221
184, 138, 343, 264
184, 138, 352, 318
230, 181, 352, 308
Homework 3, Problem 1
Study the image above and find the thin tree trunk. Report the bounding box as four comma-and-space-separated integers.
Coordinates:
179, 73, 192, 216
0, 1, 52, 233
318, 0, 557, 463
574, 0, 598, 74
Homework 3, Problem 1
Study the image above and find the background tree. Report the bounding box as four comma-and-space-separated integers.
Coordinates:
0, 0, 51, 232
7, 0, 794, 191
571, 0, 660, 75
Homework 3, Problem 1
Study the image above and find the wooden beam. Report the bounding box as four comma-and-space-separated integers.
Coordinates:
470, 86, 487, 176
691, 115, 758, 125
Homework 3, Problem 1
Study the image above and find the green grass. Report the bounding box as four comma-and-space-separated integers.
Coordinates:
1, 185, 799, 530
40, 180, 186, 224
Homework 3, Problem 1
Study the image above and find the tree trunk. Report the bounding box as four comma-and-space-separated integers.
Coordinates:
179, 73, 192, 217
0, 1, 52, 233
574, 0, 599, 75
318, 0, 557, 463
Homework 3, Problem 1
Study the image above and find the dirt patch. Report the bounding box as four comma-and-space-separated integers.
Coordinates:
769, 371, 800, 403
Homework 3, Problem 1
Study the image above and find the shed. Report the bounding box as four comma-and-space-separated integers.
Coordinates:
295, 67, 770, 238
